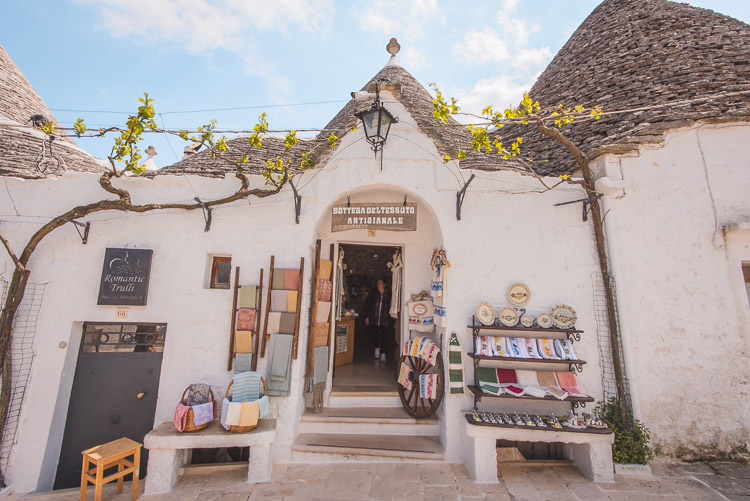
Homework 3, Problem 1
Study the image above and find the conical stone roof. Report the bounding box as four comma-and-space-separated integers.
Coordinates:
463, 0, 750, 175
0, 45, 106, 179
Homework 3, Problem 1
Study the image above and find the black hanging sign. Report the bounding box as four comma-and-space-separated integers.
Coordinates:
97, 248, 153, 306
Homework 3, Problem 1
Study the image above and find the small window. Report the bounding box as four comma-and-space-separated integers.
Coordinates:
743, 263, 750, 307
210, 256, 232, 289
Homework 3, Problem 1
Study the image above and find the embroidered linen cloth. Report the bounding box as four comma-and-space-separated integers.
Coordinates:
317, 280, 332, 302
525, 338, 542, 359
494, 337, 509, 357
538, 339, 559, 359
433, 304, 447, 328
408, 300, 434, 332
398, 362, 413, 390
237, 308, 256, 331
191, 402, 214, 427
448, 332, 464, 394
507, 338, 525, 358
419, 374, 438, 399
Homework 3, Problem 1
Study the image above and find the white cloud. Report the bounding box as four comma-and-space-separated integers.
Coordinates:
354, 0, 442, 39
78, 0, 333, 89
453, 76, 534, 122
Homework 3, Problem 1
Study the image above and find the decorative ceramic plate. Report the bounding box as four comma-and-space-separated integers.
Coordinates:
536, 313, 553, 329
520, 314, 534, 328
507, 283, 531, 307
550, 305, 577, 329
498, 307, 519, 327
476, 302, 495, 326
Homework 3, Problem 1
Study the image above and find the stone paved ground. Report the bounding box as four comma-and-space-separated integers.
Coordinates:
12, 460, 750, 501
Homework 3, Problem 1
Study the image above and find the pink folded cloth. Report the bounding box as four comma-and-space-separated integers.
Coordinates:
318, 280, 332, 302
504, 385, 526, 396
555, 371, 578, 387
563, 387, 587, 397
285, 268, 299, 290
174, 403, 190, 432
237, 308, 256, 330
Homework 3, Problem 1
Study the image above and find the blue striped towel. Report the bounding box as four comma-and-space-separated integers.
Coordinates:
232, 371, 263, 403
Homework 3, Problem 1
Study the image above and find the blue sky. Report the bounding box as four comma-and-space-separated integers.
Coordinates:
2, 0, 748, 166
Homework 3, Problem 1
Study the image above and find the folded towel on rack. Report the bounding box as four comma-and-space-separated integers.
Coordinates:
318, 259, 333, 281
516, 370, 540, 387
286, 291, 298, 312
174, 404, 190, 432
538, 339, 559, 359
523, 386, 547, 398
272, 269, 287, 290
313, 346, 328, 384
239, 401, 260, 427
316, 302, 332, 323
235, 353, 253, 372
312, 323, 330, 347
555, 371, 578, 388
504, 384, 526, 396
270, 290, 287, 312
267, 312, 282, 334
279, 312, 296, 334
232, 371, 263, 402
546, 387, 569, 400
525, 338, 542, 359
267, 334, 294, 396
191, 402, 214, 427
234, 331, 253, 353
558, 339, 578, 360
477, 367, 500, 395
238, 285, 257, 308
237, 308, 256, 331
285, 268, 300, 291
494, 337, 509, 357
317, 280, 332, 302
536, 371, 559, 387
508, 338, 525, 358
497, 369, 518, 385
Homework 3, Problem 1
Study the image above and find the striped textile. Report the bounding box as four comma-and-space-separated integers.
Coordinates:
232, 371, 263, 403
448, 332, 464, 394
238, 401, 260, 427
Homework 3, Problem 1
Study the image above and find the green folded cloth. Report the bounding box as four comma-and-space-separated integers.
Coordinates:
238, 285, 257, 308
476, 366, 500, 394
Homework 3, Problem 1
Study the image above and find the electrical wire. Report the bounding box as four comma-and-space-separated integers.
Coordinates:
48, 99, 348, 116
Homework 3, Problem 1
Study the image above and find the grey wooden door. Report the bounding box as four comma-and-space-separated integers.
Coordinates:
54, 323, 165, 490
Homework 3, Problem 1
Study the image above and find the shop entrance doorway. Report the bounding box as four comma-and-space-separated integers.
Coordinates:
333, 243, 401, 391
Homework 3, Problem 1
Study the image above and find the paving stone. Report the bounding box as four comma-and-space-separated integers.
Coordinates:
565, 481, 612, 501
723, 495, 750, 501
451, 463, 472, 480
393, 480, 425, 501
394, 463, 421, 482
659, 477, 729, 500
270, 464, 289, 482
599, 478, 679, 495
456, 479, 484, 498
322, 469, 373, 499
673, 462, 716, 475
504, 482, 543, 501
555, 465, 592, 484
700, 475, 750, 496
368, 476, 396, 501
480, 492, 513, 501
420, 464, 457, 486
291, 479, 326, 498
424, 485, 461, 501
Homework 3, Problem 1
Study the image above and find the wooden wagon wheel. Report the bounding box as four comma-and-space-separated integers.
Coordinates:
398, 351, 445, 419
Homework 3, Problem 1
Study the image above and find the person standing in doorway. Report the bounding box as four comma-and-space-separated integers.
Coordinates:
364, 278, 392, 363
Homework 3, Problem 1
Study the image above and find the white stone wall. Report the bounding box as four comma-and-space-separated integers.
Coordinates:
595, 124, 750, 458
2, 92, 706, 491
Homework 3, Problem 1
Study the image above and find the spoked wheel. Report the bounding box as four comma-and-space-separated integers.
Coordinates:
398, 351, 445, 419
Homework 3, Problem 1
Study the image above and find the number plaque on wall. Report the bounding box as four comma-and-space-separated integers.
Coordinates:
97, 248, 153, 306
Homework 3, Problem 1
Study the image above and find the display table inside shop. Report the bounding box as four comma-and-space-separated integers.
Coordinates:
143, 419, 276, 494
463, 416, 614, 484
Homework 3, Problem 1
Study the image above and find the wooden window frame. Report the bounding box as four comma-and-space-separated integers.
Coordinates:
210, 256, 232, 289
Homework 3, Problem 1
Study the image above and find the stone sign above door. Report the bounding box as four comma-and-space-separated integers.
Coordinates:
331, 203, 417, 232
97, 248, 153, 306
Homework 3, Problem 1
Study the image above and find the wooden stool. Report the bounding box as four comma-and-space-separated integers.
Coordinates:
80, 437, 141, 501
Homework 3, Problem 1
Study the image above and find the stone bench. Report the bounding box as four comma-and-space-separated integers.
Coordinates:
143, 419, 276, 495
463, 419, 615, 483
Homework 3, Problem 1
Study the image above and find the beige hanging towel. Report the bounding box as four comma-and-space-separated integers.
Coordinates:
238, 285, 257, 308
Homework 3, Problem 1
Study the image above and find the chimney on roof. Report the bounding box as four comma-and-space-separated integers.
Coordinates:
143, 145, 158, 171
386, 38, 400, 56
183, 143, 200, 159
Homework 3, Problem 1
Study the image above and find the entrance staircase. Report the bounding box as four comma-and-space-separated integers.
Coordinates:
291, 387, 444, 462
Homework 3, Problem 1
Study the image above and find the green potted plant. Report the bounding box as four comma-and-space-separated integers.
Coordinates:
595, 397, 654, 475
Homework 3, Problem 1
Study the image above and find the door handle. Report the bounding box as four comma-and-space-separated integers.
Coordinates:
136, 392, 146, 399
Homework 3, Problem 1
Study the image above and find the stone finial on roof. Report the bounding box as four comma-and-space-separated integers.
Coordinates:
386, 38, 400, 56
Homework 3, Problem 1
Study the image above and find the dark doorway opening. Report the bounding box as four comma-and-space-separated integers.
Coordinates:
333, 243, 401, 391
54, 322, 165, 490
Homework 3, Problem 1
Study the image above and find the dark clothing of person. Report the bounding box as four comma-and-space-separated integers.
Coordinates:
364, 288, 392, 352
364, 289, 391, 327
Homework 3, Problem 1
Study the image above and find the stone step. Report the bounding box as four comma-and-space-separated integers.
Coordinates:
299, 407, 439, 435
291, 433, 444, 460
328, 386, 402, 408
